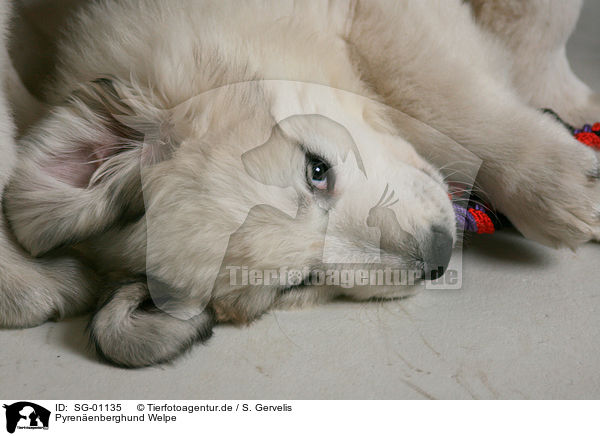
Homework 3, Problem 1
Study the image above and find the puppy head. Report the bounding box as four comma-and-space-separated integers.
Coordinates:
5, 78, 455, 323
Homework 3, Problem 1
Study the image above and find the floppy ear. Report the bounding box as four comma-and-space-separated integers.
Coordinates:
4, 77, 176, 256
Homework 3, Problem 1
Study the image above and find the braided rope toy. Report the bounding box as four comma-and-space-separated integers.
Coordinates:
573, 122, 600, 149
453, 113, 600, 234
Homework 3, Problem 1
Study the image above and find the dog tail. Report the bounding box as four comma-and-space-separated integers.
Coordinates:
88, 281, 215, 368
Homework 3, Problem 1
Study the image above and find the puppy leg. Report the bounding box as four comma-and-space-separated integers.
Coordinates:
0, 226, 99, 328
0, 126, 98, 328
349, 0, 600, 247
471, 0, 600, 125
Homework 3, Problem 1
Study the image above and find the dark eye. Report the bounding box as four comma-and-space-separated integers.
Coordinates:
306, 155, 332, 191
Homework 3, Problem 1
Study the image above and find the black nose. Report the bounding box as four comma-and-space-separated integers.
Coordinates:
422, 226, 454, 281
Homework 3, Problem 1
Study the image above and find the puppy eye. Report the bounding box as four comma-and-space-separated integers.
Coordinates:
306, 155, 332, 191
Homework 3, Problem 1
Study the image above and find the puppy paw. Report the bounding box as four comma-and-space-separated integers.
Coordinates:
0, 251, 99, 328
492, 130, 600, 248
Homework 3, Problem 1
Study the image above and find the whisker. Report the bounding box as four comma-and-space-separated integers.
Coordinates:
374, 184, 390, 208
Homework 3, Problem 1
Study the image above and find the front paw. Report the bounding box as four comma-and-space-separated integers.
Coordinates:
493, 133, 599, 248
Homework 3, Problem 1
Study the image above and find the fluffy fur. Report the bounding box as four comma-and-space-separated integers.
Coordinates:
1, 0, 598, 367
0, 0, 97, 329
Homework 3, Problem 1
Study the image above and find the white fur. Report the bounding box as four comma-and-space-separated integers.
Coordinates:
0, 0, 98, 328
1, 0, 598, 366
471, 0, 600, 126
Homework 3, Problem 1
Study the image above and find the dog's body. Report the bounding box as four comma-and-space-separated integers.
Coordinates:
0, 0, 598, 367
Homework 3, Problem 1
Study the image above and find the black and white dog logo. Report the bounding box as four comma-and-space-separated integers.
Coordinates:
2, 402, 50, 434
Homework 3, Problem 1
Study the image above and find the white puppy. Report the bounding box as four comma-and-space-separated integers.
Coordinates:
1, 0, 598, 367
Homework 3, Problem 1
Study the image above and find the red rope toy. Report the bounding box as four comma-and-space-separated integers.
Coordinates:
574, 123, 600, 150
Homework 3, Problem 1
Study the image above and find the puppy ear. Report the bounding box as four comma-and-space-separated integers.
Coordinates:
4, 77, 176, 256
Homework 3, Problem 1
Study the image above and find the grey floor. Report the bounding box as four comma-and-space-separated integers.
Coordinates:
1, 1, 599, 400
